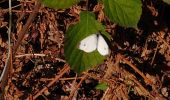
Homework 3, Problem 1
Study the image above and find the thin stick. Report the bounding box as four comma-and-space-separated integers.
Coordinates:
151, 44, 158, 65
0, 0, 13, 99
131, 76, 155, 99
118, 54, 153, 84
158, 34, 170, 49
15, 53, 46, 58
68, 74, 88, 100
0, 1, 41, 98
15, 53, 66, 62
0, 0, 12, 90
13, 1, 41, 55
33, 64, 70, 99
1, 9, 34, 13
40, 77, 83, 81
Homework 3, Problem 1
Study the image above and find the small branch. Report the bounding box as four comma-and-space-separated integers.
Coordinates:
15, 53, 66, 62
33, 64, 70, 99
0, 0, 12, 94
130, 76, 155, 99
40, 77, 83, 81
13, 1, 41, 55
158, 32, 170, 49
118, 54, 153, 84
15, 53, 46, 58
68, 74, 88, 99
0, 1, 41, 98
151, 44, 158, 65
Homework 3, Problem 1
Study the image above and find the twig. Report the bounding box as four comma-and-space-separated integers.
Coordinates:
68, 74, 88, 100
33, 64, 70, 99
158, 34, 170, 49
55, 58, 66, 62
15, 53, 66, 62
0, 0, 12, 96
130, 76, 155, 99
13, 1, 41, 55
101, 87, 110, 100
0, 1, 41, 98
15, 53, 46, 58
1, 9, 34, 13
151, 44, 158, 65
118, 54, 153, 84
40, 77, 83, 81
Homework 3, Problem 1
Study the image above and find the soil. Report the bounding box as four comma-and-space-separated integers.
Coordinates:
0, 0, 170, 99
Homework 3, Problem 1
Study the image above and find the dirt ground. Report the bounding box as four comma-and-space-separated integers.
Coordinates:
0, 0, 170, 99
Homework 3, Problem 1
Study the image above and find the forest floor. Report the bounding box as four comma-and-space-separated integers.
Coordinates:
0, 0, 170, 100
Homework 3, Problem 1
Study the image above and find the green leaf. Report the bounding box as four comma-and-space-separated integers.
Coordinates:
163, 0, 170, 5
64, 11, 110, 73
103, 0, 142, 28
95, 82, 108, 91
40, 0, 78, 9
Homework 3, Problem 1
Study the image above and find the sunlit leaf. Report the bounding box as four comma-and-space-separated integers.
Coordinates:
103, 0, 142, 28
95, 82, 108, 91
64, 11, 110, 73
40, 0, 78, 9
